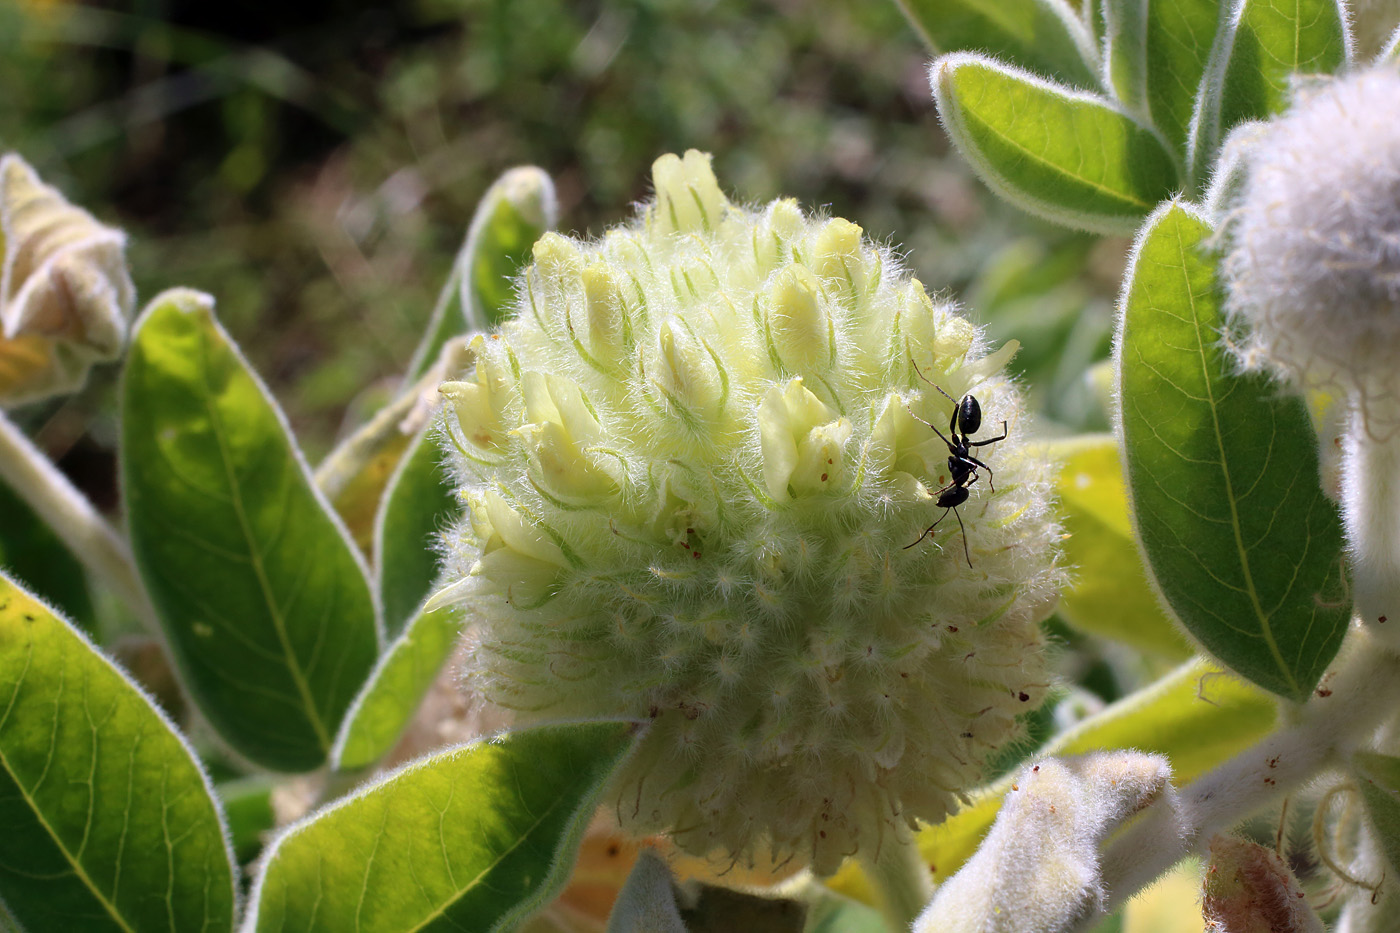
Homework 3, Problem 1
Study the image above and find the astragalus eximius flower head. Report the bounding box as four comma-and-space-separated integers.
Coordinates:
431, 150, 1063, 875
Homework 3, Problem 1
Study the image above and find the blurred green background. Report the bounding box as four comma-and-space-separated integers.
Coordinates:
0, 0, 1121, 468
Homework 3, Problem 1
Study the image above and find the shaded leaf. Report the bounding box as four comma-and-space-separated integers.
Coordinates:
932, 53, 1181, 234
0, 570, 236, 932
331, 606, 459, 772
1052, 435, 1192, 658
245, 721, 637, 933
0, 478, 95, 634
1116, 203, 1348, 700
896, 0, 1099, 88
121, 288, 380, 771
1353, 750, 1400, 880
218, 775, 278, 866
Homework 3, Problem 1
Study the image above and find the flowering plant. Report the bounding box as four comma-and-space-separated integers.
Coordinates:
2, 1, 1400, 932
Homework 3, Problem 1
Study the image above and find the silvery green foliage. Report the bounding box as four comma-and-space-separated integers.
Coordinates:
605, 850, 688, 933
913, 752, 1172, 933
1223, 67, 1400, 429
432, 150, 1064, 874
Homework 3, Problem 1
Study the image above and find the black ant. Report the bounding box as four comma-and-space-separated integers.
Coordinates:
902, 361, 1008, 566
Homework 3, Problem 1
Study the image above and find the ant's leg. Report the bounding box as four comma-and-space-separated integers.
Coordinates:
953, 506, 971, 567
903, 509, 951, 549
970, 420, 1009, 446
962, 454, 995, 492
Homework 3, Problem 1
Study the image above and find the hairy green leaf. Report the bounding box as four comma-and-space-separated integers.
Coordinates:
1117, 204, 1348, 700
247, 721, 637, 933
407, 167, 556, 381
121, 288, 381, 772
331, 606, 459, 772
1190, 0, 1349, 183
0, 571, 236, 932
896, 0, 1099, 87
376, 425, 458, 637
1354, 750, 1400, 880
932, 53, 1181, 234
1052, 435, 1192, 658
1104, 0, 1221, 150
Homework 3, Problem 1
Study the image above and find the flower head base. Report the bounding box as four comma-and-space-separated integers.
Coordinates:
1223, 67, 1400, 434
434, 151, 1063, 874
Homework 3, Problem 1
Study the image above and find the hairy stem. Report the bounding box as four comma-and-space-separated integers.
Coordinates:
1085, 627, 1400, 927
0, 410, 158, 628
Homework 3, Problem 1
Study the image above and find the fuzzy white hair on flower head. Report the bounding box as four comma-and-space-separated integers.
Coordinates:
1223, 67, 1400, 436
430, 150, 1064, 875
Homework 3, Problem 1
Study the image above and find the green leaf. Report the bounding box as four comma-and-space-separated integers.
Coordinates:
1354, 750, 1400, 879
0, 479, 95, 635
932, 53, 1181, 234
376, 425, 458, 637
833, 658, 1273, 892
1116, 203, 1349, 700
406, 167, 556, 381
1052, 435, 1193, 659
121, 288, 381, 772
1189, 0, 1349, 183
1104, 0, 1222, 149
895, 0, 1099, 88
331, 606, 459, 772
246, 721, 637, 933
0, 570, 236, 932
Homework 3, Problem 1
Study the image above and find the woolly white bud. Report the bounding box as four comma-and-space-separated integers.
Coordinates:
913, 752, 1173, 933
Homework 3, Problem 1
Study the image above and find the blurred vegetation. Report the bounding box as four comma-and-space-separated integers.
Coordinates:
0, 0, 1121, 464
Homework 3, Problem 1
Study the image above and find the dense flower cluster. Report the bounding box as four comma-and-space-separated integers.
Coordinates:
432, 151, 1062, 873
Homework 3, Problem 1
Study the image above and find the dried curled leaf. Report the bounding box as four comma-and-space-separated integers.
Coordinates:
0, 153, 133, 406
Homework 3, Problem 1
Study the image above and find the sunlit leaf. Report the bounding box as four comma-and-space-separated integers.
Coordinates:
1189, 0, 1349, 183
1051, 435, 1192, 658
1103, 0, 1221, 149
331, 606, 459, 772
246, 721, 638, 933
407, 167, 556, 381
896, 0, 1099, 87
0, 570, 236, 932
121, 288, 381, 771
376, 425, 458, 637
932, 53, 1181, 234
1117, 203, 1348, 700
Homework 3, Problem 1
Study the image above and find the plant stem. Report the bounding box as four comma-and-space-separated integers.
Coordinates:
1342, 397, 1400, 635
1085, 627, 1400, 927
0, 409, 158, 629
861, 833, 932, 931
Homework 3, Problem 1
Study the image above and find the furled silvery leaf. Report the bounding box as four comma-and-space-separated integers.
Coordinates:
0, 153, 134, 406
913, 752, 1173, 932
